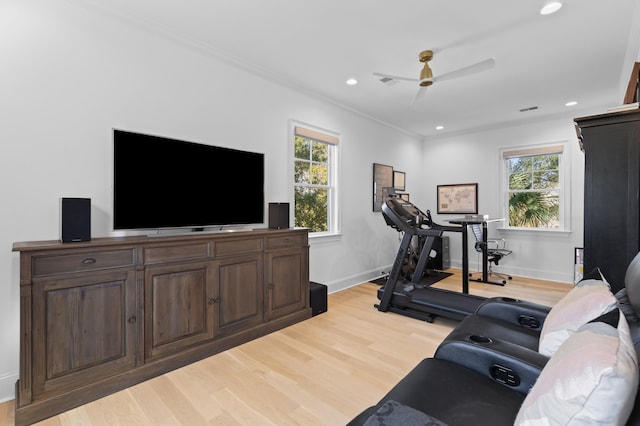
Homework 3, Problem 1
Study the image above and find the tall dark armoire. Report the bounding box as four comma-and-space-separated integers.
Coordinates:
575, 109, 640, 293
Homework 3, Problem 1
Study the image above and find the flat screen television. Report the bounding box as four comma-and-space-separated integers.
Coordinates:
113, 129, 264, 230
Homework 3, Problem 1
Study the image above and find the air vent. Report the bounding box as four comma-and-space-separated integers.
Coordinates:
519, 106, 539, 112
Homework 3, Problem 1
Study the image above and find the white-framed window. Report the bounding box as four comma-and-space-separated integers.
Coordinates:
290, 121, 340, 237
500, 143, 569, 231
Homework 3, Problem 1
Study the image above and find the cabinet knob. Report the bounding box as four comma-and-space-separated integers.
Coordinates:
127, 315, 137, 324
81, 258, 96, 265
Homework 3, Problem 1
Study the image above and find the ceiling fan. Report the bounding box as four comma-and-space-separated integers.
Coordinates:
373, 50, 495, 104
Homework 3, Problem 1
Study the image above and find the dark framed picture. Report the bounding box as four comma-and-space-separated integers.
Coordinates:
437, 183, 478, 214
393, 170, 406, 191
373, 163, 393, 212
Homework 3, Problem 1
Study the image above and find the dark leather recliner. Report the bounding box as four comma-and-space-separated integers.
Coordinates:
349, 254, 640, 426
349, 356, 528, 426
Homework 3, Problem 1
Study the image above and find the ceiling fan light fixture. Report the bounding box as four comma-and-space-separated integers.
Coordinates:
419, 65, 433, 87
419, 50, 434, 87
540, 2, 562, 15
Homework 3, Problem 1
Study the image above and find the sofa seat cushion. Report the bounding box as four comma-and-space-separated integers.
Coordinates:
538, 279, 618, 356
363, 400, 448, 426
348, 358, 525, 426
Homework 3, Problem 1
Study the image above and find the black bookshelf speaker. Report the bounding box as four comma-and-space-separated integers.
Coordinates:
268, 202, 290, 229
60, 198, 91, 243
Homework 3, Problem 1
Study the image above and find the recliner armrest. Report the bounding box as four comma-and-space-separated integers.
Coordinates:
475, 297, 551, 330
434, 335, 549, 395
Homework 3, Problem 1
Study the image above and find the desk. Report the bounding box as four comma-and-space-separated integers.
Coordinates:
447, 216, 503, 293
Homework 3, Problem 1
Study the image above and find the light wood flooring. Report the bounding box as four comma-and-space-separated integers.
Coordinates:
0, 270, 572, 426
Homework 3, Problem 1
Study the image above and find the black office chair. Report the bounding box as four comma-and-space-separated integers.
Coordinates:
470, 223, 512, 285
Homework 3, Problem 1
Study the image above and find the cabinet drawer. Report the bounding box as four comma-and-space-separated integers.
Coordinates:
266, 234, 307, 250
215, 238, 262, 256
33, 249, 135, 276
144, 243, 210, 264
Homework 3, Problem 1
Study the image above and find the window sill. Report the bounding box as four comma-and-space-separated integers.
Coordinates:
309, 232, 343, 245
497, 227, 573, 237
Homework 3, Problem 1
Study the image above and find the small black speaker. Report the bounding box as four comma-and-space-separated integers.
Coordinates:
60, 198, 91, 243
310, 282, 327, 316
268, 202, 290, 229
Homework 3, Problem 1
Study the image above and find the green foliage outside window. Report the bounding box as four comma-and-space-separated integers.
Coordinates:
294, 136, 330, 232
507, 153, 560, 228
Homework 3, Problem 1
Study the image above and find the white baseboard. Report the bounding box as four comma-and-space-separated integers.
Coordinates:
460, 260, 573, 284
322, 259, 573, 293
322, 260, 573, 295
320, 265, 391, 294
0, 372, 17, 404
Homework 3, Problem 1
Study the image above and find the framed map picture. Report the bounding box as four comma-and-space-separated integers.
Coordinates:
437, 183, 478, 214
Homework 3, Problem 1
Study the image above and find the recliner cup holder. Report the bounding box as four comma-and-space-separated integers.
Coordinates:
469, 335, 492, 343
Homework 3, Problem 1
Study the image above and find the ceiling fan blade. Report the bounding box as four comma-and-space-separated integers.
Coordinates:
411, 86, 427, 104
432, 58, 495, 83
373, 72, 419, 83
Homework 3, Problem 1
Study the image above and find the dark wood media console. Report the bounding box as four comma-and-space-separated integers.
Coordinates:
13, 228, 311, 425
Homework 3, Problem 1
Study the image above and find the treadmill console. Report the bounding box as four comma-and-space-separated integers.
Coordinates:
382, 197, 433, 231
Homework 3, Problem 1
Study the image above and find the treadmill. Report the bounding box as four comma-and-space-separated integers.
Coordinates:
376, 197, 486, 322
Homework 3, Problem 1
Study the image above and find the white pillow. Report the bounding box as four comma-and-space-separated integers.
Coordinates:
538, 279, 617, 356
516, 312, 638, 425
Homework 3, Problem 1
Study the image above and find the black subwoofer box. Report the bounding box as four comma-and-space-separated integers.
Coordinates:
60, 197, 91, 243
310, 282, 327, 316
268, 202, 290, 229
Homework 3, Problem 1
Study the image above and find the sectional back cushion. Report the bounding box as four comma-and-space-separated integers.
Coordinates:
624, 251, 640, 316
538, 279, 617, 356
516, 312, 638, 425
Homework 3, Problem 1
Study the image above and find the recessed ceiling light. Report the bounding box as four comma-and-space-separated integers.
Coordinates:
565, 101, 578, 107
540, 1, 562, 15
346, 78, 358, 86
435, 125, 444, 130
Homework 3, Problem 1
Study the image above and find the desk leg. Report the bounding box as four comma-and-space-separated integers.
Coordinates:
461, 226, 469, 294
482, 222, 489, 282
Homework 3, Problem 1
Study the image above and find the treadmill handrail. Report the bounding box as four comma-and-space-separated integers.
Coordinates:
381, 199, 442, 237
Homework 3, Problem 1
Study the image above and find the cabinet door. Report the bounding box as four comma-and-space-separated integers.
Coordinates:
266, 247, 309, 320
31, 269, 137, 399
144, 261, 215, 360
213, 254, 263, 335
583, 122, 640, 292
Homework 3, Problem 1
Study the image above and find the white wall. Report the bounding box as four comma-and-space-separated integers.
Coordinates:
422, 116, 595, 283
0, 1, 421, 402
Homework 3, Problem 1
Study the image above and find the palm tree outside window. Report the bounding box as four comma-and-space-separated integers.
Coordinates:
502, 144, 567, 230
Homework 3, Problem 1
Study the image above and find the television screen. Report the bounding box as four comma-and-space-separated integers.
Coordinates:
113, 129, 264, 230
